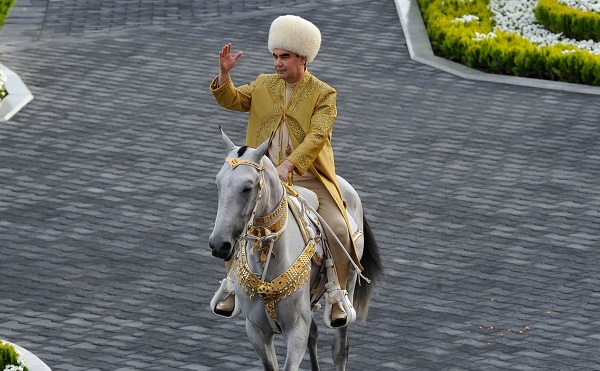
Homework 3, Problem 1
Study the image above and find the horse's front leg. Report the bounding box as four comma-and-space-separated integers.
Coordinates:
307, 317, 320, 371
279, 298, 313, 371
246, 318, 278, 371
282, 314, 312, 371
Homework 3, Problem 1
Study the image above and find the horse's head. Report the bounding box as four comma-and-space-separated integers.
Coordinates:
208, 129, 271, 260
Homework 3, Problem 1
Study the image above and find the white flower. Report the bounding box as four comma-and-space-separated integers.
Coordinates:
489, 0, 600, 54
452, 14, 480, 23
473, 31, 497, 41
558, 0, 600, 12
3, 365, 24, 371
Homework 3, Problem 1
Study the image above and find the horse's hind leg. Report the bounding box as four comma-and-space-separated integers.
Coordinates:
246, 320, 278, 371
307, 317, 320, 370
332, 326, 349, 371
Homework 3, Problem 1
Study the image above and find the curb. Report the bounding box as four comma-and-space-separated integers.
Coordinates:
0, 63, 33, 122
394, 0, 600, 96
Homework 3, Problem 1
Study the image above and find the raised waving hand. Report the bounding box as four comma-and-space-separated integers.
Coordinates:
218, 43, 243, 86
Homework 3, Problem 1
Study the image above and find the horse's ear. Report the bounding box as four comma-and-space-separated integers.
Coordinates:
253, 137, 270, 161
220, 127, 238, 153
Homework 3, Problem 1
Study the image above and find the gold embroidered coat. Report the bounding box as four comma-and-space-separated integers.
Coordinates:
210, 71, 362, 270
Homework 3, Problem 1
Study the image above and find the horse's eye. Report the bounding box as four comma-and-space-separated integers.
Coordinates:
242, 187, 251, 193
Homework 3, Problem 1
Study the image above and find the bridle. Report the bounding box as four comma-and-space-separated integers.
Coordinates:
223, 157, 288, 277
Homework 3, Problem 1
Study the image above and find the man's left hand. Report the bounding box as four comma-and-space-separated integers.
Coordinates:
276, 160, 295, 182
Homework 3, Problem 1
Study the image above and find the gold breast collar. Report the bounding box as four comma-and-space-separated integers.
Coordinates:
237, 237, 316, 322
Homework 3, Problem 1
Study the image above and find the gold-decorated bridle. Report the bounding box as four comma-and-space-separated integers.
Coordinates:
224, 157, 288, 248
224, 157, 263, 171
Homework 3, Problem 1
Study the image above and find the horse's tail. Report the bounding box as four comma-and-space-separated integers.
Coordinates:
353, 215, 384, 321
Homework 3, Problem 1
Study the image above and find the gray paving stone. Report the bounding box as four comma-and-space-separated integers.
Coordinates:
1, 0, 600, 370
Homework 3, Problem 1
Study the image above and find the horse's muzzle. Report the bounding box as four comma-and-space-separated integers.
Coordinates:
209, 235, 234, 261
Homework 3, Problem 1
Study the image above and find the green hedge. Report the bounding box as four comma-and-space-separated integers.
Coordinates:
0, 342, 29, 371
535, 0, 600, 42
418, 0, 600, 86
0, 0, 15, 27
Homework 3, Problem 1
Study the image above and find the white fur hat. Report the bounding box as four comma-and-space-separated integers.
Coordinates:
268, 15, 321, 64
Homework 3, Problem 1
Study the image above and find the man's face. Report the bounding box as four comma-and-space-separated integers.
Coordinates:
273, 48, 306, 83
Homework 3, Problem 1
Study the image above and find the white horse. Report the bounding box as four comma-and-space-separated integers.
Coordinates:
209, 130, 383, 371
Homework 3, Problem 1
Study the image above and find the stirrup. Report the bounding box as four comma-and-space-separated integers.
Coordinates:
210, 278, 241, 318
322, 282, 356, 328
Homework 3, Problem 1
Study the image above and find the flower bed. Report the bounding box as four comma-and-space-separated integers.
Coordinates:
0, 340, 29, 371
417, 0, 600, 85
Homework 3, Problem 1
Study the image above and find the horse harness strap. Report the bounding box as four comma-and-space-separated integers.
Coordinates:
225, 157, 263, 171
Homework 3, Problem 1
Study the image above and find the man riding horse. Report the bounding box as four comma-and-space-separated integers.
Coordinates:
209, 14, 362, 328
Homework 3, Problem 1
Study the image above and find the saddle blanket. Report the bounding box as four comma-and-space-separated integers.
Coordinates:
289, 185, 363, 261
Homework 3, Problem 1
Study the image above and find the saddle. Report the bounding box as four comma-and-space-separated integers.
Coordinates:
288, 184, 363, 254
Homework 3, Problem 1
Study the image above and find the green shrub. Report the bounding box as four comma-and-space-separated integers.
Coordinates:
419, 0, 493, 66
0, 341, 29, 371
0, 0, 16, 27
535, 0, 600, 42
417, 0, 600, 86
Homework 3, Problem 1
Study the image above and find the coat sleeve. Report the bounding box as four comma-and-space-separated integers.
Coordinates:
287, 87, 337, 175
210, 75, 256, 112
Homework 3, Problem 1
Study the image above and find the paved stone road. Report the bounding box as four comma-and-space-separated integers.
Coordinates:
1, 0, 600, 370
